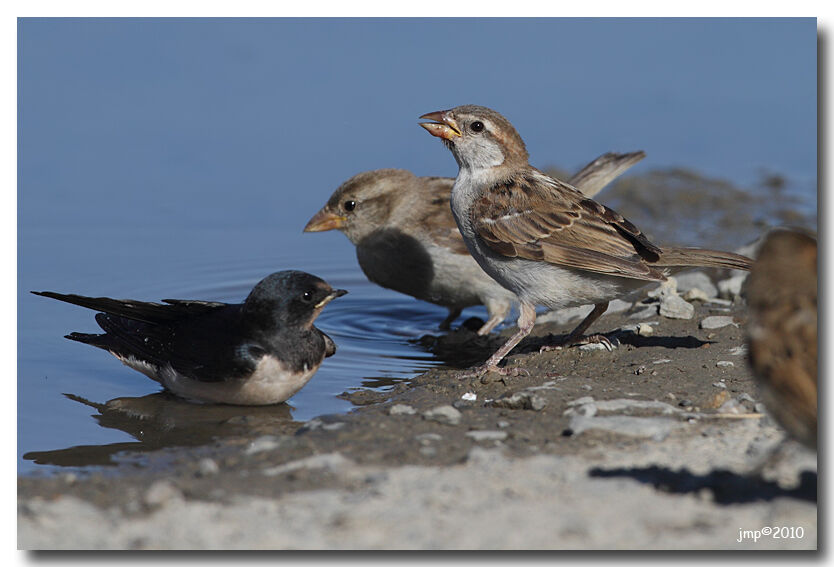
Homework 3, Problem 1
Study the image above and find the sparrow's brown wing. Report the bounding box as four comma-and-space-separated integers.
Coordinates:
416, 176, 470, 255
471, 170, 665, 281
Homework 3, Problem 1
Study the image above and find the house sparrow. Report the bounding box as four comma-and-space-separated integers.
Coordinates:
33, 271, 347, 405
420, 104, 753, 378
746, 230, 817, 449
303, 152, 644, 335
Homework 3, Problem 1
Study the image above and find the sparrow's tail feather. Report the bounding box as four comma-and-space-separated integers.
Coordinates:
568, 151, 646, 198
656, 247, 753, 271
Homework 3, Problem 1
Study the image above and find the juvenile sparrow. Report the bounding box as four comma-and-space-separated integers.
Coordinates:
304, 152, 644, 335
746, 230, 817, 449
420, 105, 752, 377
33, 271, 347, 405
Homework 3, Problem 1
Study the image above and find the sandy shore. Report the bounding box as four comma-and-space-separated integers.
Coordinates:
18, 278, 818, 550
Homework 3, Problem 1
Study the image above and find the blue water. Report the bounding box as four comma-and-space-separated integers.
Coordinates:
18, 18, 817, 474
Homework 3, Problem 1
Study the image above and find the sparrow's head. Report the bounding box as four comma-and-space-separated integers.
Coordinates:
242, 270, 347, 330
419, 105, 529, 171
303, 169, 416, 243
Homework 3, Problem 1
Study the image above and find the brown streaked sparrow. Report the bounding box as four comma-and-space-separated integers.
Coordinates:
420, 104, 752, 378
746, 229, 817, 449
304, 152, 644, 335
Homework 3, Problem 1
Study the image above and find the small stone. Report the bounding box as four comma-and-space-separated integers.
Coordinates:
707, 389, 731, 409
659, 294, 694, 320
497, 420, 510, 429
245, 435, 280, 455
415, 433, 443, 444
489, 391, 547, 411
665, 392, 677, 400
678, 399, 693, 407
461, 392, 477, 402
652, 358, 672, 364
648, 277, 678, 298
717, 273, 748, 300
144, 480, 183, 509
700, 316, 737, 330
728, 345, 748, 356
389, 404, 417, 416
422, 405, 462, 425
682, 288, 711, 302
262, 453, 352, 477
737, 393, 756, 403
581, 384, 593, 391
196, 458, 219, 477
634, 365, 647, 375
712, 381, 727, 389
465, 430, 508, 442
675, 271, 719, 298
716, 361, 735, 368
636, 323, 654, 336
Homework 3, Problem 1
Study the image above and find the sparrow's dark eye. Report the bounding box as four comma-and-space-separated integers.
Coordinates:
343, 200, 356, 212
301, 290, 314, 302
470, 121, 485, 133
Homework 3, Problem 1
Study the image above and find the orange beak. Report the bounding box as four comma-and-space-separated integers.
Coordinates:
303, 208, 345, 232
419, 110, 461, 141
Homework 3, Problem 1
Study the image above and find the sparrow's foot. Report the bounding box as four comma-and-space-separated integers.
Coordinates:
573, 333, 617, 351
540, 333, 617, 353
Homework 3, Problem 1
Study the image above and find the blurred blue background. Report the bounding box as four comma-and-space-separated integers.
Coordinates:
18, 18, 817, 473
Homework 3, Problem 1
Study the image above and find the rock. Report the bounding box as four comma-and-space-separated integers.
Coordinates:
422, 405, 462, 425
144, 480, 184, 509
728, 345, 748, 356
716, 361, 735, 368
707, 390, 731, 409
717, 273, 748, 300
659, 294, 694, 319
713, 381, 727, 389
388, 404, 417, 416
636, 323, 654, 336
682, 288, 711, 302
245, 435, 281, 455
566, 415, 681, 441
460, 392, 477, 402
262, 453, 352, 477
489, 391, 546, 411
648, 277, 678, 298
415, 433, 443, 444
675, 271, 719, 298
196, 458, 219, 477
465, 430, 508, 442
700, 316, 737, 329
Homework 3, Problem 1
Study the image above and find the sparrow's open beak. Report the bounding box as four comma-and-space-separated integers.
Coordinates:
304, 208, 345, 232
315, 288, 348, 309
419, 110, 461, 140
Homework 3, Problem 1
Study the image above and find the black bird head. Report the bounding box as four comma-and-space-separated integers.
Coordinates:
242, 270, 347, 330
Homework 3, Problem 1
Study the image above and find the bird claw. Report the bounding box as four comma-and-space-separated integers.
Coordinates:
576, 334, 617, 351
540, 333, 617, 352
